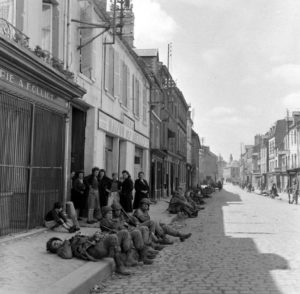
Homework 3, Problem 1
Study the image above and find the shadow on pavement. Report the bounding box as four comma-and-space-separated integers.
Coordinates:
193, 189, 288, 293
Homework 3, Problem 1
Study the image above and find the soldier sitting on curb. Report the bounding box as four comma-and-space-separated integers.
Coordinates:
99, 206, 154, 265
168, 189, 199, 218
46, 231, 131, 275
44, 201, 80, 233
133, 198, 192, 244
111, 202, 165, 251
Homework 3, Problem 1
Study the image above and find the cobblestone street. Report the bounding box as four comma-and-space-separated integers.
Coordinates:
97, 185, 300, 294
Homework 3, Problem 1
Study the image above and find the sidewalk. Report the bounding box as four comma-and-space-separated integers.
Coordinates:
0, 198, 176, 294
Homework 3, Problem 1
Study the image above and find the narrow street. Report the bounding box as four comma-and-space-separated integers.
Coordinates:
98, 185, 300, 294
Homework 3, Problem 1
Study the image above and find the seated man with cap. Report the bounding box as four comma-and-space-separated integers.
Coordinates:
111, 202, 164, 251
133, 198, 192, 244
100, 206, 154, 265
46, 231, 131, 275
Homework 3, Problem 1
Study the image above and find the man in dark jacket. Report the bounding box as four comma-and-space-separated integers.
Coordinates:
98, 169, 112, 207
133, 171, 150, 209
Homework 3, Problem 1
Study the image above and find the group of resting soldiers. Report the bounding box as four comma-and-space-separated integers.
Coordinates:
46, 194, 196, 275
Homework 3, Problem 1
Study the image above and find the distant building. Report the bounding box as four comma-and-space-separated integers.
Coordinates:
199, 146, 218, 184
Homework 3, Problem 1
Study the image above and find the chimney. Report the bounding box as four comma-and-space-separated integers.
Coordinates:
121, 7, 135, 47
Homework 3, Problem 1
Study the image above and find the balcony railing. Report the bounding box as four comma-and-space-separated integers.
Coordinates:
0, 18, 29, 48
0, 18, 74, 80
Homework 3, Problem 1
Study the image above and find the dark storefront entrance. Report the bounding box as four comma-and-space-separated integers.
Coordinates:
0, 93, 65, 235
71, 107, 86, 172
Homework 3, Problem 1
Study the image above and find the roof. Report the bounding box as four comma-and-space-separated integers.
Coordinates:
134, 48, 159, 58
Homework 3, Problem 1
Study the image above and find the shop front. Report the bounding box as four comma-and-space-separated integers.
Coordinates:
98, 110, 150, 181
0, 38, 85, 236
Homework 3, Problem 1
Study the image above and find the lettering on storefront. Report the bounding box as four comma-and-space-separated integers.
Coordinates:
0, 67, 57, 101
98, 110, 149, 148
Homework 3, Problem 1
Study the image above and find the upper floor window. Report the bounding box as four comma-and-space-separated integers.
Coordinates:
0, 0, 15, 25
42, 3, 53, 52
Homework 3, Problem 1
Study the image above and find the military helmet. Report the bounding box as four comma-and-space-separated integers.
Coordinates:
140, 198, 151, 206
111, 202, 122, 211
102, 206, 112, 216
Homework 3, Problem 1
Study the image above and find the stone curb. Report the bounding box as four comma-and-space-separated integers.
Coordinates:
43, 258, 115, 294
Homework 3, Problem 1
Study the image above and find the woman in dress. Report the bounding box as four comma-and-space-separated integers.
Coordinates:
119, 170, 134, 213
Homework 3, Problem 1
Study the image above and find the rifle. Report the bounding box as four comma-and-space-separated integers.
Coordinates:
120, 206, 138, 227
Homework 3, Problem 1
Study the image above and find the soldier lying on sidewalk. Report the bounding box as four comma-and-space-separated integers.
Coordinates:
44, 201, 80, 233
46, 231, 131, 275
133, 198, 192, 245
99, 206, 156, 265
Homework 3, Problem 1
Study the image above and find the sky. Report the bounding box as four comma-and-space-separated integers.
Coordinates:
131, 0, 300, 162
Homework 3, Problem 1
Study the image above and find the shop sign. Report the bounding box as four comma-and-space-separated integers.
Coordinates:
98, 110, 149, 149
0, 67, 57, 101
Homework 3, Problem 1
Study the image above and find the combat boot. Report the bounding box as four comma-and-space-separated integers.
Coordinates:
179, 232, 192, 242
114, 253, 131, 275
151, 243, 165, 251
159, 237, 174, 245
124, 249, 139, 267
139, 247, 154, 265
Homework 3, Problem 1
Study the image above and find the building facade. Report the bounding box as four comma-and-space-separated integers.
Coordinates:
0, 0, 85, 236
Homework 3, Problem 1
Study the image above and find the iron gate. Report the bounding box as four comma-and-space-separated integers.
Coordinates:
0, 92, 65, 236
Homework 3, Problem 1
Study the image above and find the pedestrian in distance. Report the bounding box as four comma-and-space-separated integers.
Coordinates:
291, 179, 298, 205
133, 171, 150, 209
120, 170, 134, 213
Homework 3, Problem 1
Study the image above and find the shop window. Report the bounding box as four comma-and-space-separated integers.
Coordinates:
0, 0, 15, 25
134, 156, 140, 164
42, 3, 53, 52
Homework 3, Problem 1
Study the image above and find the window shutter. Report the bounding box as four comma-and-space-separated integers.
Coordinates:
114, 50, 120, 98
143, 86, 147, 122
108, 46, 114, 94
126, 66, 130, 107
104, 44, 109, 90
132, 74, 135, 113
135, 78, 140, 117
119, 60, 124, 102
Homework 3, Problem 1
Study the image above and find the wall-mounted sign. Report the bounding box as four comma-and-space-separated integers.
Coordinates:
98, 110, 149, 149
0, 67, 57, 101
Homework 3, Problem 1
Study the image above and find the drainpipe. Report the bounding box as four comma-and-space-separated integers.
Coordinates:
63, 104, 71, 205
65, 0, 71, 69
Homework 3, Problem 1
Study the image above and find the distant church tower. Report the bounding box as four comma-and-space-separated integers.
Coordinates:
229, 154, 233, 163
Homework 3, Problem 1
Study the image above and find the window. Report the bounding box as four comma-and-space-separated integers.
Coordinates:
105, 45, 114, 94
120, 61, 130, 107
41, 3, 53, 52
0, 0, 15, 25
79, 3, 93, 78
